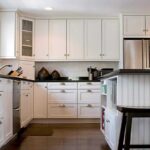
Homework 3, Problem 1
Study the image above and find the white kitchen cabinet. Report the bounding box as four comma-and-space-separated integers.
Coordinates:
67, 20, 84, 60
78, 82, 101, 118
49, 20, 67, 60
48, 104, 77, 118
20, 18, 35, 60
35, 20, 49, 60
48, 90, 77, 104
20, 82, 33, 128
78, 89, 101, 104
0, 91, 4, 118
34, 83, 48, 118
123, 16, 146, 36
102, 19, 120, 60
0, 118, 4, 148
0, 11, 18, 58
85, 19, 102, 60
19, 61, 35, 80
78, 104, 100, 118
145, 16, 150, 36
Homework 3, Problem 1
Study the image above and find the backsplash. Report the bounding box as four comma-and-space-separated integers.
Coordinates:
35, 61, 119, 79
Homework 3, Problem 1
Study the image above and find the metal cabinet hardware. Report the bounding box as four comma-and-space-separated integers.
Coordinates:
61, 90, 66, 93
87, 82, 92, 85
87, 90, 92, 93
106, 119, 110, 123
61, 82, 65, 85
26, 94, 28, 97
0, 121, 2, 124
87, 104, 92, 107
59, 104, 66, 107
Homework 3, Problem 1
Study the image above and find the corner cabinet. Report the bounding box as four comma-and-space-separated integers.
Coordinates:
0, 11, 18, 58
20, 18, 35, 60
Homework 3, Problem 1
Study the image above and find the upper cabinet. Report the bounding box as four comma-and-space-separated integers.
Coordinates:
35, 20, 49, 60
49, 20, 67, 60
20, 18, 35, 60
67, 19, 84, 60
102, 19, 120, 60
84, 19, 101, 60
123, 15, 150, 37
0, 11, 18, 58
33, 18, 120, 61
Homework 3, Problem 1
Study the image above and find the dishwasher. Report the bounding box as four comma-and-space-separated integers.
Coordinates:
13, 80, 21, 135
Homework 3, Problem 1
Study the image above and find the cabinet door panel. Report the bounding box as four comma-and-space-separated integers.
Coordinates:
67, 20, 84, 60
102, 19, 120, 60
48, 90, 77, 104
85, 19, 101, 60
48, 104, 77, 118
49, 20, 66, 60
78, 90, 101, 104
146, 16, 150, 36
35, 20, 49, 60
34, 83, 48, 118
0, 12, 16, 58
124, 16, 145, 36
0, 119, 4, 148
78, 104, 100, 118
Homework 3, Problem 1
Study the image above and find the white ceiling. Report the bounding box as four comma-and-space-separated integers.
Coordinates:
0, 0, 150, 17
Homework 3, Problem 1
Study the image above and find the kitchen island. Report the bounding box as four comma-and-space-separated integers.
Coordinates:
101, 69, 150, 150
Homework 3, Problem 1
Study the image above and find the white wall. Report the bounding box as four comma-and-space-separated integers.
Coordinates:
35, 61, 119, 79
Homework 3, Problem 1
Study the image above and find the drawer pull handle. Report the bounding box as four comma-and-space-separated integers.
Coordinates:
0, 121, 2, 124
61, 82, 65, 85
87, 82, 92, 85
87, 90, 92, 93
61, 90, 66, 93
87, 104, 92, 107
59, 104, 66, 107
106, 120, 110, 123
26, 94, 28, 97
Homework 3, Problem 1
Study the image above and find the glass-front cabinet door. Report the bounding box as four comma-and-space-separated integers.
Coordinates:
20, 18, 34, 60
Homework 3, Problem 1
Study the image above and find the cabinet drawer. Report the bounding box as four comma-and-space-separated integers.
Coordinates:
48, 104, 77, 118
21, 81, 33, 90
78, 104, 100, 118
78, 90, 100, 104
78, 82, 100, 89
48, 90, 77, 104
48, 82, 77, 89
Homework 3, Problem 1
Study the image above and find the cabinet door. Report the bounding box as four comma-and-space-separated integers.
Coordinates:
78, 90, 101, 104
21, 90, 30, 128
78, 104, 100, 118
0, 119, 4, 148
20, 18, 34, 60
0, 92, 4, 117
34, 83, 48, 118
0, 12, 16, 58
102, 19, 120, 60
48, 104, 77, 118
35, 20, 49, 60
49, 20, 67, 60
85, 19, 102, 60
48, 90, 77, 104
19, 61, 35, 80
3, 80, 13, 142
67, 20, 84, 60
146, 16, 150, 36
123, 16, 145, 36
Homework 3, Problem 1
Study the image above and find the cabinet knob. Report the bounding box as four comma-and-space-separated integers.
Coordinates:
143, 29, 146, 32
87, 90, 92, 93
26, 94, 28, 97
61, 90, 66, 93
45, 86, 47, 89
46, 54, 49, 56
0, 94, 2, 96
61, 82, 65, 85
59, 104, 66, 107
67, 54, 70, 56
87, 104, 92, 107
87, 82, 92, 85
64, 54, 67, 56
0, 121, 2, 124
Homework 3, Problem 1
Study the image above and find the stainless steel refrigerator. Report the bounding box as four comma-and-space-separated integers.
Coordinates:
124, 39, 150, 69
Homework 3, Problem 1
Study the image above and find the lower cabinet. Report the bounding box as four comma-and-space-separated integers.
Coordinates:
78, 104, 100, 118
48, 104, 77, 118
0, 118, 4, 148
34, 83, 48, 118
21, 82, 33, 128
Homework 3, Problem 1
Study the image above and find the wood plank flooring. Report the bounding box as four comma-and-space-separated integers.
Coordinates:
1, 124, 110, 150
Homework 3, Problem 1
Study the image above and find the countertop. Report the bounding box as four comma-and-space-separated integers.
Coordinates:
0, 74, 100, 82
101, 69, 150, 79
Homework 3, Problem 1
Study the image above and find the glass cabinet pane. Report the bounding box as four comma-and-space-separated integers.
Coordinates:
22, 46, 32, 56
22, 20, 32, 31
22, 31, 32, 46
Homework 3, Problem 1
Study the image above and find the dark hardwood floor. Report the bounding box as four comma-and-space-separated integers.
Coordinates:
1, 124, 110, 150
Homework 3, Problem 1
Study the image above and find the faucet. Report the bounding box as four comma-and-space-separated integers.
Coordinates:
0, 65, 12, 71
